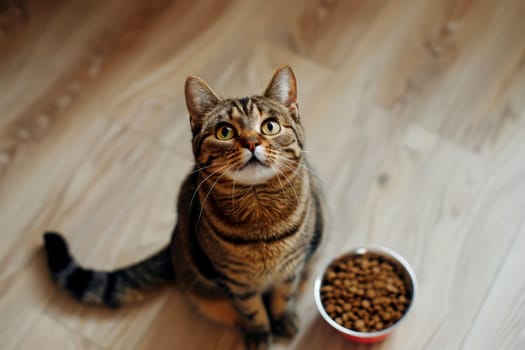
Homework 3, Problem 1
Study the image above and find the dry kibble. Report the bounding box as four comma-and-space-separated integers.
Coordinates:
381, 262, 393, 271
375, 280, 386, 288
321, 285, 333, 293
321, 253, 411, 333
354, 319, 365, 330
386, 284, 399, 293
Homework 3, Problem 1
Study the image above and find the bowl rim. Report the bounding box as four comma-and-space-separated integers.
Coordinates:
314, 245, 418, 339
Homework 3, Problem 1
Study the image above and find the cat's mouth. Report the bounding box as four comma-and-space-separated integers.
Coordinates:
241, 155, 268, 169
228, 150, 277, 185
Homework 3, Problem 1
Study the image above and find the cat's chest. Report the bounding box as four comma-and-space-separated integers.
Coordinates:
222, 188, 299, 225
233, 241, 301, 281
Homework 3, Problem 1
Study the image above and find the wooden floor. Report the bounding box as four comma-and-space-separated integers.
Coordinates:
1, 0, 525, 349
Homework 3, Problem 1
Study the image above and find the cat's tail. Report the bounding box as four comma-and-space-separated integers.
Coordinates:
43, 232, 174, 307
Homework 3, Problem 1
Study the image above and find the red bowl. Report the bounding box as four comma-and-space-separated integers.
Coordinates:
314, 246, 417, 344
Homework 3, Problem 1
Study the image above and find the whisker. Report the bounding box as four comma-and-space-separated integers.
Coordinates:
300, 149, 325, 154
272, 156, 325, 199
188, 163, 217, 175
280, 165, 301, 206
269, 164, 287, 199
189, 154, 238, 176
197, 166, 232, 223
273, 154, 327, 187
189, 164, 230, 210
268, 156, 306, 202
276, 159, 307, 185
231, 169, 238, 214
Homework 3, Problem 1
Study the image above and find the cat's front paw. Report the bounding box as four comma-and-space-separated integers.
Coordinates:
271, 311, 299, 340
243, 331, 270, 350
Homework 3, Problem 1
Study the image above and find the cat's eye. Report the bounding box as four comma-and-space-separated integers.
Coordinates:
261, 119, 281, 136
215, 124, 236, 141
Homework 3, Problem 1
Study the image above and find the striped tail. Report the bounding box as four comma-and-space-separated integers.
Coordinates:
43, 232, 174, 307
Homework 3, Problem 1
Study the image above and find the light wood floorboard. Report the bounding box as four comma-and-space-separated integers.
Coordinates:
1, 0, 524, 349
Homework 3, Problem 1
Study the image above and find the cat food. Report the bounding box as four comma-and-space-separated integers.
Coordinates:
320, 254, 411, 333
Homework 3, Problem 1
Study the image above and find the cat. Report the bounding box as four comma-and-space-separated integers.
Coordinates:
43, 65, 324, 350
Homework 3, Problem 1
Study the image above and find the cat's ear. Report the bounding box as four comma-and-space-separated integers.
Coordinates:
185, 76, 221, 134
264, 65, 298, 119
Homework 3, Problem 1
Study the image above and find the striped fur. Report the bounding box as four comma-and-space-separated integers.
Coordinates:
43, 232, 173, 307
43, 66, 324, 350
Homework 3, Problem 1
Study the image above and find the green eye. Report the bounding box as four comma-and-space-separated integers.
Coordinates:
216, 124, 236, 140
261, 119, 281, 135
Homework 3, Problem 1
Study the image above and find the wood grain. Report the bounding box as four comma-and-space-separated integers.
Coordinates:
1, 0, 524, 349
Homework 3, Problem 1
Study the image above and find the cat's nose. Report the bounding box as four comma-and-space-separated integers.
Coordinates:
240, 134, 260, 152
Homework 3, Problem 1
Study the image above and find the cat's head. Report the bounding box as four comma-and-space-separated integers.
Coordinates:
185, 66, 305, 185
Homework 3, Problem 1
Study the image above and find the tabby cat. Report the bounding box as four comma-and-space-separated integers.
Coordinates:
43, 65, 324, 350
